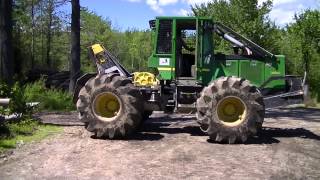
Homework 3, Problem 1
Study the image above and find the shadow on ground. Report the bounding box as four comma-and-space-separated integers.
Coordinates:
245, 127, 320, 144
125, 112, 320, 144
266, 107, 320, 122
36, 108, 320, 144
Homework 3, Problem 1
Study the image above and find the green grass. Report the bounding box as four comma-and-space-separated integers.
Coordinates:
0, 119, 62, 153
314, 103, 320, 109
286, 103, 320, 110
24, 80, 75, 111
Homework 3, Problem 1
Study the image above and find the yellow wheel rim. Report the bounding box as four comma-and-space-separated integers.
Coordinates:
93, 92, 121, 122
217, 96, 246, 127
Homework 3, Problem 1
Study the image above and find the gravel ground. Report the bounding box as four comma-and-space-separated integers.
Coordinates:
0, 107, 319, 180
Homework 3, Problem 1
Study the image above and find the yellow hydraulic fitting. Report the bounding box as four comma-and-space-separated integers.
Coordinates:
133, 72, 159, 87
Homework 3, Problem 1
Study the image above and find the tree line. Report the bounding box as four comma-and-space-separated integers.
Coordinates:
0, 0, 319, 100
0, 0, 152, 90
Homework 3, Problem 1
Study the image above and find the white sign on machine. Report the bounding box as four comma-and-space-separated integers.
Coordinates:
159, 58, 170, 66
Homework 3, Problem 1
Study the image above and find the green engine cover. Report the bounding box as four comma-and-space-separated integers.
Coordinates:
210, 56, 285, 90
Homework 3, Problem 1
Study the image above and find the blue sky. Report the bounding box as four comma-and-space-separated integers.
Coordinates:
80, 0, 319, 30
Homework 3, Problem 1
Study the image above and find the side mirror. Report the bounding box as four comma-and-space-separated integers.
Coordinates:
149, 20, 156, 30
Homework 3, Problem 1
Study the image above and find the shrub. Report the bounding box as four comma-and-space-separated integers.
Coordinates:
24, 79, 75, 111
0, 82, 31, 116
0, 81, 66, 152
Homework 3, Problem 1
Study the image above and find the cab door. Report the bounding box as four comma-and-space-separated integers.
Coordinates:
196, 19, 214, 85
154, 19, 175, 80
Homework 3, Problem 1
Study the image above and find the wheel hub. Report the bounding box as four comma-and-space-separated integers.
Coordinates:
217, 96, 246, 126
107, 100, 118, 111
224, 103, 236, 115
93, 92, 121, 121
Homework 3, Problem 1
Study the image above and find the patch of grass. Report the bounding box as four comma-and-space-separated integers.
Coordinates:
24, 79, 75, 111
0, 119, 62, 153
303, 97, 320, 109
313, 103, 320, 109
286, 103, 320, 109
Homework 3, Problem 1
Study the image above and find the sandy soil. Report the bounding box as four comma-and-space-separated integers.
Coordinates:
0, 107, 320, 180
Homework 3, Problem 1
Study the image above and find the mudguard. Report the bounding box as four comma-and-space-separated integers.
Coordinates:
72, 73, 97, 104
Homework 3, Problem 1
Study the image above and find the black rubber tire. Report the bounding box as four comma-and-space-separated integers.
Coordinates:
196, 76, 265, 144
164, 106, 175, 113
142, 111, 153, 122
76, 74, 143, 139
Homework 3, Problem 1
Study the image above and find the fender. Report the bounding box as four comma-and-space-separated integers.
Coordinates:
73, 73, 97, 104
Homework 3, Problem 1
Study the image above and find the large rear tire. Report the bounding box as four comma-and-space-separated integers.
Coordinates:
196, 76, 265, 143
142, 110, 153, 122
76, 74, 143, 139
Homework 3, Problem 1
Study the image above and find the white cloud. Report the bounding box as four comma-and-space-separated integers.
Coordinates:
127, 0, 142, 2
182, 0, 211, 5
145, 0, 179, 14
258, 0, 298, 6
146, 0, 164, 14
127, 0, 209, 14
257, 0, 267, 6
159, 0, 179, 6
273, 0, 298, 6
257, 0, 310, 25
127, 0, 178, 5
297, 3, 305, 9
269, 8, 295, 25
176, 8, 190, 16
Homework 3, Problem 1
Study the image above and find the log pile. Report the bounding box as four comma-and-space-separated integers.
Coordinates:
27, 69, 82, 91
45, 71, 70, 90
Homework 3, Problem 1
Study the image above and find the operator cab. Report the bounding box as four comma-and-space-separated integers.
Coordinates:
148, 17, 214, 85
176, 19, 196, 78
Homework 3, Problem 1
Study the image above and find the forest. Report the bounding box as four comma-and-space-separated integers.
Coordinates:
0, 0, 319, 101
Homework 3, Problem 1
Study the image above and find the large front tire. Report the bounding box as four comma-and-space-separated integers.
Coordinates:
196, 76, 265, 144
76, 74, 143, 139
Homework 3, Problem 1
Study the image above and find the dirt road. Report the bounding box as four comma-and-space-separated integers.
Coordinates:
0, 108, 320, 180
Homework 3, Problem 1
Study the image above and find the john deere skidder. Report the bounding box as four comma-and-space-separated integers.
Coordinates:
74, 17, 305, 143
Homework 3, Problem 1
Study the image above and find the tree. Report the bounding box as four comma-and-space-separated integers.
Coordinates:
79, 9, 112, 72
0, 0, 14, 84
192, 0, 280, 53
45, 0, 54, 67
280, 10, 320, 100
31, 0, 35, 68
69, 0, 81, 92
